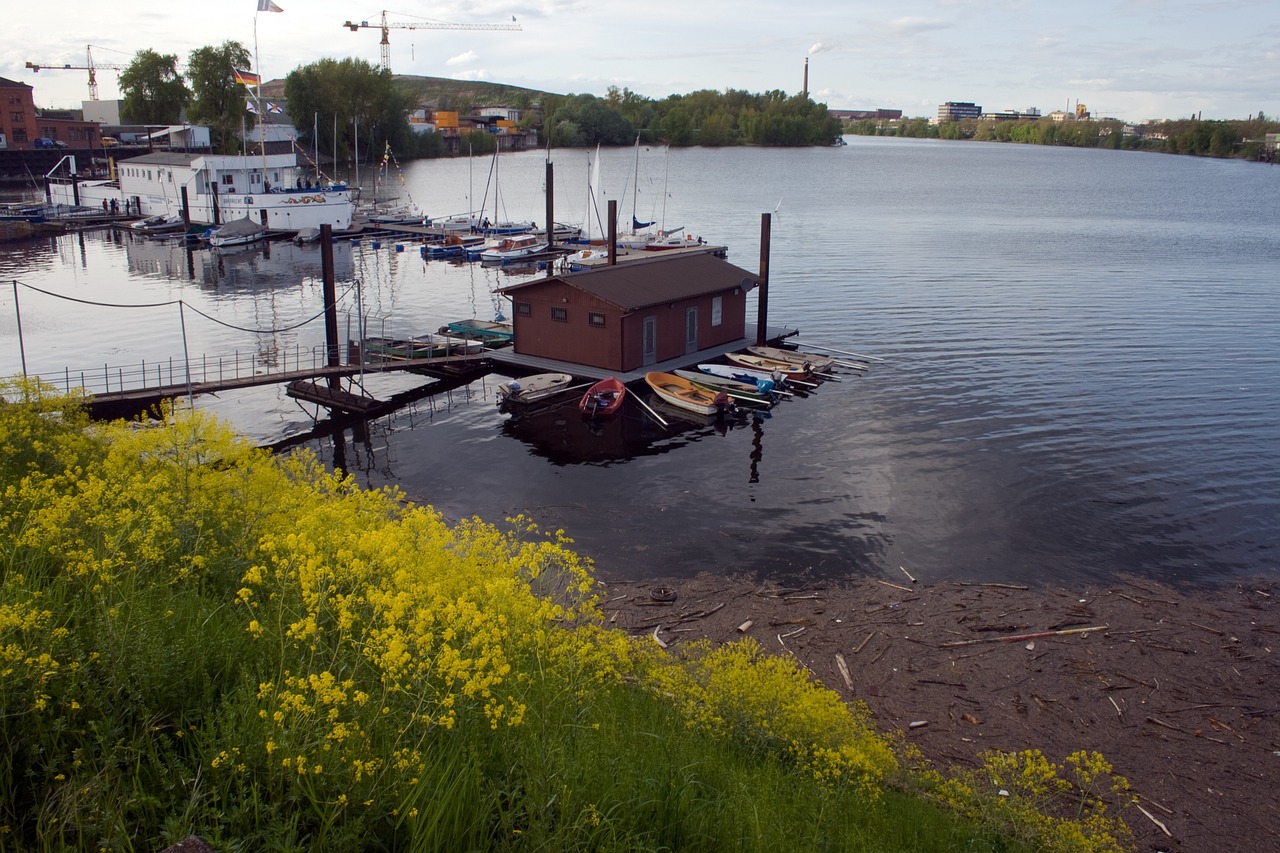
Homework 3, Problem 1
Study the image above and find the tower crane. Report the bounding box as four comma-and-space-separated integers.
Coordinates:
25, 45, 128, 100
343, 11, 521, 73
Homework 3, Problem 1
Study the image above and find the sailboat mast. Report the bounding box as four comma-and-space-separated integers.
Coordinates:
630, 134, 640, 228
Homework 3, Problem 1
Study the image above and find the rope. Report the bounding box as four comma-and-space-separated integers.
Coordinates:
12, 278, 362, 336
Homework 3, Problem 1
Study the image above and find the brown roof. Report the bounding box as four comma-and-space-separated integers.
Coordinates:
500, 253, 758, 311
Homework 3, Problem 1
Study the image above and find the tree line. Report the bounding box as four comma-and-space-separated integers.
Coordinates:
117, 46, 842, 160
844, 114, 1280, 160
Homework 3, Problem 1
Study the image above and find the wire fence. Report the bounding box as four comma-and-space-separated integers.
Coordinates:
36, 344, 342, 397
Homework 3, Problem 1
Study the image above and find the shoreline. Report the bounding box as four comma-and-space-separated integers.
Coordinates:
598, 572, 1279, 852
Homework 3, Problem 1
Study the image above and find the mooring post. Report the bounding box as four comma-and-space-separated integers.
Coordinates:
756, 212, 771, 346
545, 159, 555, 260
320, 224, 340, 390
608, 199, 618, 266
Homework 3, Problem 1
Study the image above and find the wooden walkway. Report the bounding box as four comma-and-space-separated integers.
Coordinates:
84, 354, 488, 417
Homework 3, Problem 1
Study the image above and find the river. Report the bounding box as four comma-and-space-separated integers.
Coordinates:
3, 136, 1278, 587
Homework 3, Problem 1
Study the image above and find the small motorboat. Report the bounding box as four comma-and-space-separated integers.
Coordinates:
426, 233, 485, 257
579, 377, 627, 417
496, 372, 575, 405
206, 216, 265, 248
440, 318, 514, 347
478, 233, 550, 263
128, 213, 187, 236
645, 372, 733, 416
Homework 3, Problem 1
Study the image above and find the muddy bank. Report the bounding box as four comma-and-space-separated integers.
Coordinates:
598, 573, 1279, 852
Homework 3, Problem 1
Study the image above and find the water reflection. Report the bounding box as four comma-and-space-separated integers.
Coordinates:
499, 393, 769, 469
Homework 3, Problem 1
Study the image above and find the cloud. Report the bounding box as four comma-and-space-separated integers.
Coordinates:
446, 50, 479, 67
885, 16, 951, 35
809, 42, 834, 55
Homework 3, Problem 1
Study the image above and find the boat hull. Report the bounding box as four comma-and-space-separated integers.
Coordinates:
497, 372, 575, 405
645, 371, 729, 416
579, 377, 627, 417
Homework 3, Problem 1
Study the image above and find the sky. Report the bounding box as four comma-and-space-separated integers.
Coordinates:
6, 1, 1279, 123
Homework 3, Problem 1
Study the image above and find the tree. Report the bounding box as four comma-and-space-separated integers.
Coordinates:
284, 58, 413, 173
118, 50, 188, 124
187, 41, 254, 154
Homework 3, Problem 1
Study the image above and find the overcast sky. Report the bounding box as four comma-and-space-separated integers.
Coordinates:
6, 1, 1278, 123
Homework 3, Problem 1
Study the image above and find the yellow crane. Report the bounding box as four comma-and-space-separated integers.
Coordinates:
343, 10, 521, 73
25, 45, 128, 100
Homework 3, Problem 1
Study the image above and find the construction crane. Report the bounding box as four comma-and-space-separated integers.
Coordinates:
25, 45, 128, 100
343, 11, 521, 73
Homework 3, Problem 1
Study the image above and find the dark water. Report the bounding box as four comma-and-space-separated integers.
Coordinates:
3, 137, 1278, 587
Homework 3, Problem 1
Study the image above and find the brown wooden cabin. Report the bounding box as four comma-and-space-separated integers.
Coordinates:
498, 253, 759, 372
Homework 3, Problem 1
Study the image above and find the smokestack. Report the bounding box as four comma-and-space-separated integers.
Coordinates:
803, 57, 809, 97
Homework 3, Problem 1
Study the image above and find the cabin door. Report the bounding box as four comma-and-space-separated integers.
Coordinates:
685, 307, 698, 355
642, 316, 657, 366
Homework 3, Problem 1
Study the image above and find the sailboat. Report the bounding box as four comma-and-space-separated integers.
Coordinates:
476, 146, 536, 236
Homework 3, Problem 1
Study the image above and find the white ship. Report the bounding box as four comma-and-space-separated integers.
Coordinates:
47, 152, 353, 233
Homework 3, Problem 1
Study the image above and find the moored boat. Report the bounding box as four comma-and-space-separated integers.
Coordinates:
579, 377, 627, 417
441, 318, 514, 347
644, 371, 733, 416
697, 362, 788, 388
478, 233, 549, 263
674, 369, 775, 404
496, 372, 575, 405
724, 351, 813, 381
745, 345, 836, 373
426, 233, 485, 257
206, 216, 265, 248
127, 213, 187, 235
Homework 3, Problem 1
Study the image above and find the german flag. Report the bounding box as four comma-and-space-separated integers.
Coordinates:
233, 69, 260, 87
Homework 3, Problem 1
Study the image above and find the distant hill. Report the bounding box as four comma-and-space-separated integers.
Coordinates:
260, 74, 557, 109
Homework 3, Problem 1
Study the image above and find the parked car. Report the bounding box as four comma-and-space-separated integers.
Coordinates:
101, 136, 120, 148
34, 137, 67, 149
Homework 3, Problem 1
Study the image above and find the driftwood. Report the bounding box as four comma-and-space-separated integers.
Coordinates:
835, 653, 854, 690
940, 625, 1108, 648
1135, 804, 1173, 838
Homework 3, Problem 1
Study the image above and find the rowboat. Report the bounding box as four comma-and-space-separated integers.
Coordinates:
746, 345, 837, 373
698, 362, 787, 386
441, 318, 514, 346
674, 369, 775, 404
579, 377, 627, 417
645, 371, 732, 416
497, 372, 575, 405
724, 351, 813, 381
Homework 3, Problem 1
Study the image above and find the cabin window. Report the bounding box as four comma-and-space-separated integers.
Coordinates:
551, 306, 568, 323
588, 312, 606, 328
712, 296, 723, 327
221, 175, 234, 186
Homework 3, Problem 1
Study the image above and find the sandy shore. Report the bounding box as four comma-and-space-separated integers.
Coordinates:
598, 572, 1279, 852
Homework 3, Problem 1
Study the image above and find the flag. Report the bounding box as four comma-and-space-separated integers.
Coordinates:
245, 100, 258, 114
233, 69, 260, 86
257, 0, 284, 12
266, 102, 283, 114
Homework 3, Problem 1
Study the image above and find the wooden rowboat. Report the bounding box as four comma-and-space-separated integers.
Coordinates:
579, 376, 627, 417
745, 345, 837, 372
645, 371, 731, 416
723, 351, 813, 380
